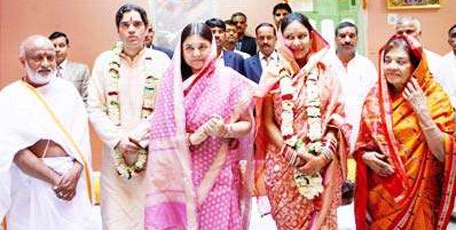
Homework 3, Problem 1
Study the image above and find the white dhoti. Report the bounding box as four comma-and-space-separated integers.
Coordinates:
8, 158, 96, 230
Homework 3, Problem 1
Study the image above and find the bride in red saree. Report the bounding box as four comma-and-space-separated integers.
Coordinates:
255, 13, 350, 230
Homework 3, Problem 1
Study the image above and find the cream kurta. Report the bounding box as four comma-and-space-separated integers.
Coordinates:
325, 52, 377, 152
88, 47, 170, 230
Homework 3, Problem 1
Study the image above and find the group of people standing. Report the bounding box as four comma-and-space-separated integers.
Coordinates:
1, 2, 456, 230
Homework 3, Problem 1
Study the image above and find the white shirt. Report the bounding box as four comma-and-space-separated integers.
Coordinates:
259, 50, 280, 71
216, 51, 225, 67
234, 49, 251, 59
326, 52, 377, 152
444, 51, 456, 69
56, 59, 68, 77
425, 49, 456, 107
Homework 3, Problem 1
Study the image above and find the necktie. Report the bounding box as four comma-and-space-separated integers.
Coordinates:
56, 66, 62, 78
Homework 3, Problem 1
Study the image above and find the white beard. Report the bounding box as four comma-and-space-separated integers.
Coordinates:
25, 63, 55, 85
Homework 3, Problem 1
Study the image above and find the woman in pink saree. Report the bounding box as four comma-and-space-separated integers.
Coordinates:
255, 13, 350, 230
144, 23, 256, 230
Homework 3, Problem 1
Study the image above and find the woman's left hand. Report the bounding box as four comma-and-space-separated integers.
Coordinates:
202, 117, 227, 137
403, 78, 428, 113
297, 153, 327, 175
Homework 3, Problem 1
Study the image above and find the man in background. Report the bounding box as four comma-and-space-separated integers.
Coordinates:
272, 3, 292, 29
244, 23, 278, 83
205, 18, 245, 75
224, 19, 250, 59
49, 31, 90, 102
444, 24, 456, 70
144, 25, 174, 58
231, 12, 257, 56
395, 16, 456, 107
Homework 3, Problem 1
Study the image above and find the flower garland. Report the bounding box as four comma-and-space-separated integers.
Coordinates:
280, 67, 324, 200
107, 41, 159, 179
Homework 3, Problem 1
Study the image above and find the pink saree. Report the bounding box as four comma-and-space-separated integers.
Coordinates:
144, 36, 256, 230
254, 30, 351, 230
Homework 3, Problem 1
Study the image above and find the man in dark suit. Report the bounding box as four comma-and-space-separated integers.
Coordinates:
205, 18, 245, 75
231, 12, 257, 56
145, 26, 174, 58
244, 23, 278, 83
49, 31, 90, 102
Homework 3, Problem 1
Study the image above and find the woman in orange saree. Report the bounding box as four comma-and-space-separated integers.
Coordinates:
354, 34, 456, 230
255, 13, 350, 230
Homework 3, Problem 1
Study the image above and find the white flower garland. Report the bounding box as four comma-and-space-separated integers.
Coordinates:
279, 67, 324, 200
107, 41, 158, 179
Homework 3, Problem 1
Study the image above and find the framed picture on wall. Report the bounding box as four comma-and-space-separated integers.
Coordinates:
387, 0, 441, 9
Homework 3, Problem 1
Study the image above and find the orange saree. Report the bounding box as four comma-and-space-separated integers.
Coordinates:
354, 35, 456, 230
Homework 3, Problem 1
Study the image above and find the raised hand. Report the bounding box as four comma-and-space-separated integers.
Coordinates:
403, 77, 428, 114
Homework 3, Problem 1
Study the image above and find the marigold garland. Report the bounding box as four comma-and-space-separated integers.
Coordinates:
279, 67, 324, 200
107, 41, 159, 179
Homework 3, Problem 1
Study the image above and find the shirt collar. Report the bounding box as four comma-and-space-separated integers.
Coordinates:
259, 50, 278, 62
58, 59, 68, 70
119, 47, 148, 65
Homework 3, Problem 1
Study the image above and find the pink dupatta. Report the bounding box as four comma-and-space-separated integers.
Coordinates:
144, 26, 256, 230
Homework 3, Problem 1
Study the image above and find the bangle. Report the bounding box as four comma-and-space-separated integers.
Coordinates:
186, 133, 193, 146
221, 124, 234, 138
289, 149, 298, 166
321, 147, 333, 161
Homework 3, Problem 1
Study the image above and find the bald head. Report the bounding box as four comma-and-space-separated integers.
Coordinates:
395, 16, 422, 40
19, 35, 55, 60
19, 35, 57, 86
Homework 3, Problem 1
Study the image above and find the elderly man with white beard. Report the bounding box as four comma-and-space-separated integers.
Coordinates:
0, 35, 96, 230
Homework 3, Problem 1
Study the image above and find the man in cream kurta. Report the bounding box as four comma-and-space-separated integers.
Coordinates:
0, 35, 96, 230
326, 21, 377, 152
325, 22, 376, 230
87, 4, 170, 230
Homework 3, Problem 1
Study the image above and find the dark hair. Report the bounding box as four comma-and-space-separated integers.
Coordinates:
383, 37, 420, 69
255, 23, 276, 36
231, 12, 247, 21
449, 24, 456, 35
273, 3, 292, 15
335, 21, 358, 36
180, 23, 213, 80
205, 18, 226, 31
115, 3, 148, 28
49, 31, 69, 45
280, 13, 313, 34
224, 19, 236, 27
